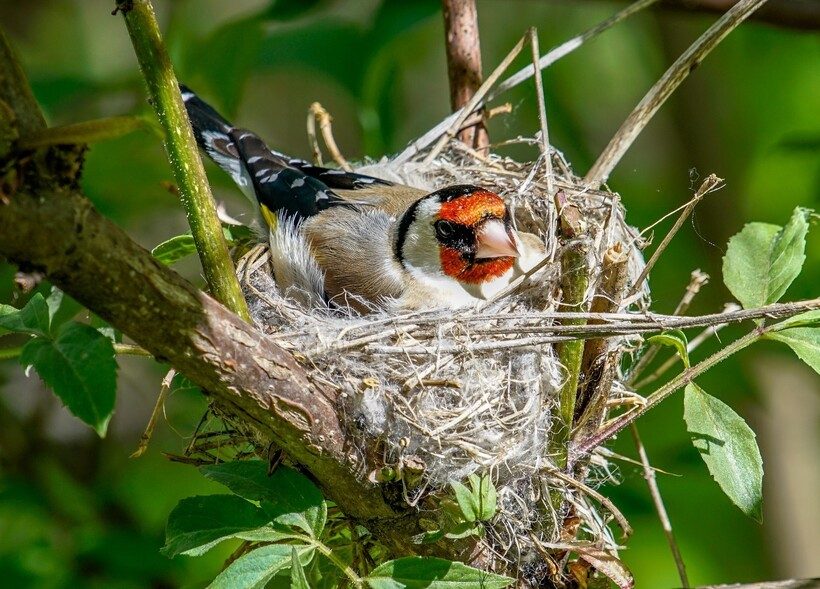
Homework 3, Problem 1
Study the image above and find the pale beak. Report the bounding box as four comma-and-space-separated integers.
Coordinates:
475, 219, 519, 259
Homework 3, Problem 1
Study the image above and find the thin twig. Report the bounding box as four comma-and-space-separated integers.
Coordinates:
630, 424, 690, 587
309, 102, 352, 171
632, 303, 739, 389
628, 174, 723, 298
529, 27, 553, 195
306, 106, 323, 166
17, 115, 156, 149
114, 343, 154, 357
441, 0, 489, 150
571, 0, 820, 31
394, 0, 660, 164
584, 0, 771, 187
130, 368, 175, 458
424, 34, 527, 164
547, 467, 633, 539
574, 323, 769, 457
627, 269, 709, 381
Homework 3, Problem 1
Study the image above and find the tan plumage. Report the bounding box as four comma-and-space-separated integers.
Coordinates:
182, 86, 546, 312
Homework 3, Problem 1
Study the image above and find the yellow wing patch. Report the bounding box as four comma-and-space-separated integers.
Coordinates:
260, 204, 278, 231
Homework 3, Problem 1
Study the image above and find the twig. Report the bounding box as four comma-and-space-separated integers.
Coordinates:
626, 269, 709, 381
424, 33, 526, 164
17, 115, 156, 149
131, 368, 175, 458
441, 0, 489, 150
306, 106, 323, 166
309, 102, 352, 171
576, 243, 629, 421
584, 0, 771, 187
547, 467, 633, 539
574, 323, 769, 457
632, 303, 739, 389
529, 27, 553, 195
118, 0, 250, 321
394, 0, 660, 164
630, 424, 690, 587
571, 0, 820, 31
114, 343, 154, 357
628, 175, 723, 298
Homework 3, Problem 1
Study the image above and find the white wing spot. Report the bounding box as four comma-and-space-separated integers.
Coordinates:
291, 178, 306, 188
247, 156, 262, 164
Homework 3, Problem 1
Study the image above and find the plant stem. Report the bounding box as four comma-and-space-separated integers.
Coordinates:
575, 324, 766, 456
631, 424, 690, 587
311, 540, 363, 588
584, 0, 771, 187
114, 343, 154, 357
118, 0, 250, 322
0, 345, 23, 360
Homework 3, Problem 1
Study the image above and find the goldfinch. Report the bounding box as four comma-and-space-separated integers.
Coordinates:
181, 85, 545, 312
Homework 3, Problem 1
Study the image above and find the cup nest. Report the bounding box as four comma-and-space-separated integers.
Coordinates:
236, 142, 648, 563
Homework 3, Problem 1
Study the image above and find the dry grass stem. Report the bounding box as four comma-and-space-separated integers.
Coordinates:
585, 0, 771, 187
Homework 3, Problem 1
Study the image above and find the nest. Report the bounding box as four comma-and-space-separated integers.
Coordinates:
234, 140, 648, 566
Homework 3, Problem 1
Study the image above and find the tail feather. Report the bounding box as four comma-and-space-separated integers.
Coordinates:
180, 84, 385, 225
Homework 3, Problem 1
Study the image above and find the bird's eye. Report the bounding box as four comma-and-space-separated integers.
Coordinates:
434, 220, 455, 240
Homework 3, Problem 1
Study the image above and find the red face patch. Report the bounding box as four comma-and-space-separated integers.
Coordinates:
439, 247, 514, 284
438, 190, 506, 227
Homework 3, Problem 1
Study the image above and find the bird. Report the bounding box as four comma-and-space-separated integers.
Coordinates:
180, 84, 545, 312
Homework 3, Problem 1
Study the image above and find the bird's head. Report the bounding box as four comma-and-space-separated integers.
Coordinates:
395, 185, 520, 292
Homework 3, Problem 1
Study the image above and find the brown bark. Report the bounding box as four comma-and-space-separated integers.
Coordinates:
0, 31, 484, 561
441, 0, 490, 150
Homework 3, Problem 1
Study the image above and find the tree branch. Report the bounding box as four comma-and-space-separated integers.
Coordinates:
0, 27, 492, 559
117, 0, 250, 321
441, 0, 489, 150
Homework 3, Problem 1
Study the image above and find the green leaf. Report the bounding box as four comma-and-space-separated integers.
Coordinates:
723, 207, 812, 309
767, 327, 820, 375
208, 544, 314, 589
162, 494, 293, 557
290, 547, 310, 589
152, 234, 197, 265
45, 287, 83, 332
449, 480, 478, 523
20, 322, 117, 436
0, 293, 50, 336
469, 473, 497, 521
364, 557, 514, 589
647, 330, 690, 368
444, 521, 481, 540
201, 462, 326, 538
222, 223, 256, 244
683, 383, 764, 521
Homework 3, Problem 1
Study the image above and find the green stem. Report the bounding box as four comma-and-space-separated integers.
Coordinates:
118, 0, 250, 322
113, 343, 154, 357
574, 324, 767, 456
0, 345, 23, 360
549, 243, 590, 466
310, 539, 364, 588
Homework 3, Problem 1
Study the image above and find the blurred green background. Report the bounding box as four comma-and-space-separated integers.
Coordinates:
0, 1, 817, 587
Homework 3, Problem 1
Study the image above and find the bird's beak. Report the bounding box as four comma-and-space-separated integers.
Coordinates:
475, 219, 519, 259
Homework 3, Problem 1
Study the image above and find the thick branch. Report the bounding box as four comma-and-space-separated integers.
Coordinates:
441, 0, 489, 149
